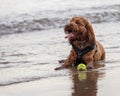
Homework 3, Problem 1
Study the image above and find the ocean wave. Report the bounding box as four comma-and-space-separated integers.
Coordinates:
0, 4, 120, 35
0, 72, 69, 86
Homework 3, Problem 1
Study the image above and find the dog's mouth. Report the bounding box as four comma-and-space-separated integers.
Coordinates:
65, 33, 74, 40
65, 31, 82, 40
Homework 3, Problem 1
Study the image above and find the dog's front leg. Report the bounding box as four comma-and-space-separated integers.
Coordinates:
83, 52, 94, 69
55, 49, 76, 70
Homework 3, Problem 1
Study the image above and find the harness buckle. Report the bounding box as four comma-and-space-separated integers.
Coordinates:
78, 51, 82, 56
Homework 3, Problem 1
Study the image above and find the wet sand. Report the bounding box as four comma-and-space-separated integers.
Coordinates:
1, 66, 120, 96
0, 22, 120, 96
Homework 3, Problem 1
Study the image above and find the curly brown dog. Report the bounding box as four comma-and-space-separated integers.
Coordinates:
55, 16, 105, 70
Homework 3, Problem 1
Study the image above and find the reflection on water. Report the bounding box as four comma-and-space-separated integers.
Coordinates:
69, 64, 105, 96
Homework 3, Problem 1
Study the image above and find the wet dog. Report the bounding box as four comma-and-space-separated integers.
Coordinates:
55, 16, 105, 70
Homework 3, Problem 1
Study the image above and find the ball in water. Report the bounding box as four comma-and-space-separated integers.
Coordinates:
78, 72, 87, 81
77, 63, 86, 71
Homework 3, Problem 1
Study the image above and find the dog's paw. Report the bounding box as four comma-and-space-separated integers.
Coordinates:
87, 64, 94, 69
58, 60, 65, 63
54, 66, 63, 70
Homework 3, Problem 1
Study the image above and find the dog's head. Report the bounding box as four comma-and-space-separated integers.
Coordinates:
64, 16, 95, 45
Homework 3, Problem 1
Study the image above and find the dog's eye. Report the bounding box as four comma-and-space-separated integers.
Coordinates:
68, 30, 72, 33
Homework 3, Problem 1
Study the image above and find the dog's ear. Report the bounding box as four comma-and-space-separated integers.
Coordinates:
77, 16, 95, 44
86, 22, 96, 44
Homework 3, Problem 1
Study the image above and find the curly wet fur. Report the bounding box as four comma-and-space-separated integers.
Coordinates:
55, 16, 105, 70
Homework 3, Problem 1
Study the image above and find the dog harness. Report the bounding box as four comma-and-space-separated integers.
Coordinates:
72, 43, 95, 66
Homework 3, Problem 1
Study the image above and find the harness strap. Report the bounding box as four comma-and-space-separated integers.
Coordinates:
72, 43, 95, 65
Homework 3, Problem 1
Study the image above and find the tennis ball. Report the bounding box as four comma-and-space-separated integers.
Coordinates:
77, 63, 86, 71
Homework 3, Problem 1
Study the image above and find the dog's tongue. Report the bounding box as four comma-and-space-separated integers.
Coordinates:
65, 33, 74, 39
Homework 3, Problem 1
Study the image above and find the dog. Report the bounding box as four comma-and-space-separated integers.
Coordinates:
55, 16, 105, 70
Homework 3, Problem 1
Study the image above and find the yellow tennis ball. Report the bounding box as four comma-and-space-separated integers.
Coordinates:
77, 63, 86, 71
